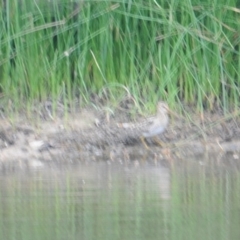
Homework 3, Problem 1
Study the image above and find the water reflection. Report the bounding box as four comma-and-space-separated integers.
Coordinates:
0, 157, 240, 240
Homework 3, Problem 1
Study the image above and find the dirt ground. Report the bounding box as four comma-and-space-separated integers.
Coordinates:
1, 102, 240, 171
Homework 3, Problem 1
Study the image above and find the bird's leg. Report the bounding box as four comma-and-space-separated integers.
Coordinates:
140, 136, 150, 149
153, 137, 165, 147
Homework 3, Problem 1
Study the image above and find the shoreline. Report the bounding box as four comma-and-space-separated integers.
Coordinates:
0, 104, 240, 170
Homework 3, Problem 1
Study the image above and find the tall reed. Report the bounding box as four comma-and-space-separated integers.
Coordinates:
0, 0, 239, 112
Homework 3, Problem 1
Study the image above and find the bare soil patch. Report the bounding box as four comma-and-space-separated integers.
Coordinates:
1, 104, 240, 171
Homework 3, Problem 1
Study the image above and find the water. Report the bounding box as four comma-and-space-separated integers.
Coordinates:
0, 156, 240, 240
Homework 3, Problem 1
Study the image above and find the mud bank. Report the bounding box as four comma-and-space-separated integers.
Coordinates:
0, 105, 240, 171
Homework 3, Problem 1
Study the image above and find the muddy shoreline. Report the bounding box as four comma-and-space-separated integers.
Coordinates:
1, 104, 240, 171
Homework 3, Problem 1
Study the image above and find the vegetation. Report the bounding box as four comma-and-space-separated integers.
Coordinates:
0, 0, 240, 113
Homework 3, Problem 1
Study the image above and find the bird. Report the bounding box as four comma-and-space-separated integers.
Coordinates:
117, 101, 169, 148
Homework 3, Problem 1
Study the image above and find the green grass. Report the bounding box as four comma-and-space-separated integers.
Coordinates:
0, 0, 240, 114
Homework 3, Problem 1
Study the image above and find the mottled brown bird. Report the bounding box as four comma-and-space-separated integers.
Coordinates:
119, 101, 169, 148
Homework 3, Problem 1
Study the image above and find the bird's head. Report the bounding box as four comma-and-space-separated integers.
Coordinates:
157, 101, 169, 115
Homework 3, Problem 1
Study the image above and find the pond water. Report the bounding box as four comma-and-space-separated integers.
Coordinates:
0, 156, 240, 240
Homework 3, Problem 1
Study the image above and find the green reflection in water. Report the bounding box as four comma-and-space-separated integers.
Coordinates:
171, 161, 240, 240
0, 159, 240, 240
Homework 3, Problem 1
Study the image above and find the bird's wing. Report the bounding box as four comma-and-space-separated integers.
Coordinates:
147, 118, 159, 131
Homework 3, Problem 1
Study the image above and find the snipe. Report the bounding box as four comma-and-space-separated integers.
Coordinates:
118, 101, 169, 148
